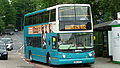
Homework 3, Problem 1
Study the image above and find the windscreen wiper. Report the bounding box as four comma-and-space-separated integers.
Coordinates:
67, 45, 72, 50
67, 44, 75, 50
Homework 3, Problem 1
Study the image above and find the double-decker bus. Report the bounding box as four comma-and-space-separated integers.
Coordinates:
24, 4, 95, 66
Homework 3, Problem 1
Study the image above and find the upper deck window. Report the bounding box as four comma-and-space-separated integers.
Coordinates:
58, 6, 92, 31
24, 9, 56, 26
59, 6, 90, 21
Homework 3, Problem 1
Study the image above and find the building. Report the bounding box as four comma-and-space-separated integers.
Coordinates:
94, 20, 120, 60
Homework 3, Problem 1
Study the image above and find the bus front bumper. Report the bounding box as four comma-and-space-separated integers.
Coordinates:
53, 58, 95, 65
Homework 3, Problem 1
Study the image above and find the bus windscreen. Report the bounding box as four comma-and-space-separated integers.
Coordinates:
59, 6, 91, 31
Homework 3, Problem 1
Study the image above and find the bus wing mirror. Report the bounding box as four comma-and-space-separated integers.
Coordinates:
52, 37, 56, 43
93, 36, 96, 40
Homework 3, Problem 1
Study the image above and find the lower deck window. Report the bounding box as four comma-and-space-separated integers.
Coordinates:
26, 37, 41, 48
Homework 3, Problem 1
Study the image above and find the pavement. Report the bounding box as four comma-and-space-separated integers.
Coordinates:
92, 57, 120, 68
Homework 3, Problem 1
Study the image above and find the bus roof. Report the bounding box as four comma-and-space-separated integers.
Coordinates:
24, 4, 90, 17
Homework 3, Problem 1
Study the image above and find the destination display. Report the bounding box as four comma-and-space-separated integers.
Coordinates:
59, 21, 92, 31
65, 25, 87, 30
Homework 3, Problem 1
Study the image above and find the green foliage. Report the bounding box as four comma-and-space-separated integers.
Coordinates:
92, 0, 120, 24
11, 0, 120, 25
12, 0, 37, 14
5, 24, 15, 29
11, 0, 37, 30
0, 18, 5, 32
0, 0, 16, 30
4, 7, 16, 26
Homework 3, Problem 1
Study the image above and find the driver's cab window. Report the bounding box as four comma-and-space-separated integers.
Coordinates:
58, 39, 62, 45
52, 37, 57, 49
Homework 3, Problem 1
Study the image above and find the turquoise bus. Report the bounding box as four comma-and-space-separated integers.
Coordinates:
24, 4, 95, 66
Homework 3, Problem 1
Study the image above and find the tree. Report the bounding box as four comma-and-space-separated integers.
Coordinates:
35, 0, 76, 10
0, 0, 16, 29
12, 0, 37, 14
11, 0, 120, 28
0, 0, 6, 30
4, 6, 16, 27
11, 0, 37, 30
0, 18, 5, 32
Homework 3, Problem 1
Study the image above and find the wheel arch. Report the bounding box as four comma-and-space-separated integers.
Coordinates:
29, 50, 32, 59
46, 52, 50, 63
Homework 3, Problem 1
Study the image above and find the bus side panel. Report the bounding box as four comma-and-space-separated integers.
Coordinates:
25, 41, 48, 63
24, 26, 28, 59
31, 48, 46, 62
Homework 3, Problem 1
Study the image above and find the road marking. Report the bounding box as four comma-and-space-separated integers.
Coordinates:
17, 44, 24, 53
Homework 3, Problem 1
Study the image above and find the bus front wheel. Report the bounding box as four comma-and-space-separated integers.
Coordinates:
47, 54, 52, 66
83, 63, 91, 67
29, 52, 33, 61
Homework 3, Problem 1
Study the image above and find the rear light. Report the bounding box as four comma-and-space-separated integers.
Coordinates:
91, 52, 96, 58
94, 55, 96, 58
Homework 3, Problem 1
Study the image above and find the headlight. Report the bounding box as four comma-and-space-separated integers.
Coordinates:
88, 53, 92, 57
62, 55, 66, 58
3, 52, 7, 55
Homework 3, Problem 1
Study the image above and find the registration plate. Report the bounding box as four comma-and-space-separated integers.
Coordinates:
74, 61, 82, 63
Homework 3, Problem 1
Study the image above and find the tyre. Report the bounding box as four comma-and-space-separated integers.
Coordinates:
4, 55, 8, 60
83, 63, 91, 67
9, 32, 14, 35
7, 48, 10, 51
10, 47, 13, 51
47, 54, 52, 67
29, 52, 33, 61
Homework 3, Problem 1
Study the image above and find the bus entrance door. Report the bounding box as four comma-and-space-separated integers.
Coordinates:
49, 34, 58, 63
